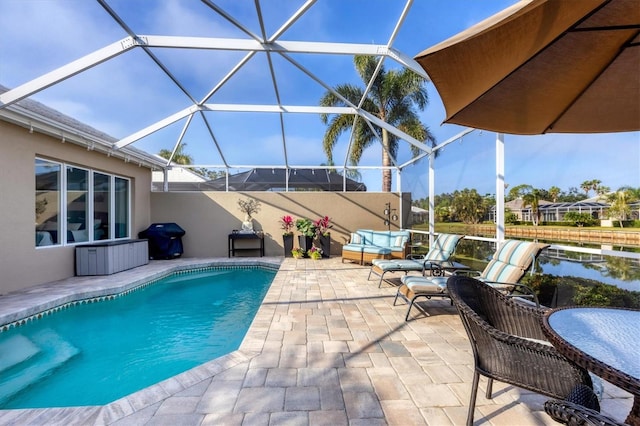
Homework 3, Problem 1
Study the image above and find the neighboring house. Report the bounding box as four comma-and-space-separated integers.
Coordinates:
411, 205, 428, 225
151, 166, 207, 192
488, 197, 610, 223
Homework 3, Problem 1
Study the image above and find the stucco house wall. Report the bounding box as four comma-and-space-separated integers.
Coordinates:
149, 191, 411, 258
0, 114, 411, 294
0, 120, 152, 294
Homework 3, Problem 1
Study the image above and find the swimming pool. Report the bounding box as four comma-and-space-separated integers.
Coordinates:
0, 266, 276, 409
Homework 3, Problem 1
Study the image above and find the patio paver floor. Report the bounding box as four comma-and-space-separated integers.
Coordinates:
0, 257, 632, 425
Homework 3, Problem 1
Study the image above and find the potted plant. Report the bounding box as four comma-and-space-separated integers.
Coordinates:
314, 216, 333, 258
291, 247, 305, 259
307, 246, 322, 260
237, 198, 261, 233
280, 215, 295, 257
295, 218, 317, 253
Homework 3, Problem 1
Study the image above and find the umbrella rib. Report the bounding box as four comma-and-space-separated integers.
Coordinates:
570, 24, 640, 32
546, 27, 640, 133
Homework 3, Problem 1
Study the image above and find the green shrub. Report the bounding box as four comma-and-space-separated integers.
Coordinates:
563, 212, 597, 227
505, 211, 519, 224
521, 274, 640, 309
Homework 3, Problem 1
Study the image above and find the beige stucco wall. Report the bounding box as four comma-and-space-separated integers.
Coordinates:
0, 118, 412, 293
149, 191, 412, 258
0, 120, 152, 294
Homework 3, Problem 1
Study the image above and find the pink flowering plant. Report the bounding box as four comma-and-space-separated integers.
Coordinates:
280, 215, 295, 236
307, 246, 323, 259
314, 216, 333, 237
291, 247, 305, 258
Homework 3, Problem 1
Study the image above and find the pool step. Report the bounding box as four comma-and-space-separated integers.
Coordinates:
0, 335, 41, 374
0, 329, 80, 405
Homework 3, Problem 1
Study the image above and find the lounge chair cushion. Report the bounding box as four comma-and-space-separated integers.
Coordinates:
402, 275, 448, 293
423, 234, 462, 261
482, 240, 548, 283
491, 240, 546, 270
481, 261, 524, 284
372, 259, 423, 271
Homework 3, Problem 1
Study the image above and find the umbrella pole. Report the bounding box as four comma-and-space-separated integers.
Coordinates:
429, 153, 436, 247
496, 133, 505, 243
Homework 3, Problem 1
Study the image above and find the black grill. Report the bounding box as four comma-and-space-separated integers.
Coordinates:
138, 223, 185, 259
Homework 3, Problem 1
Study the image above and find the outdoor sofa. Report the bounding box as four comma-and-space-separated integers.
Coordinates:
341, 229, 410, 265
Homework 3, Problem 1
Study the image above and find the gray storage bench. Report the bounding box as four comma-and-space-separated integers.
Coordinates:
75, 239, 149, 276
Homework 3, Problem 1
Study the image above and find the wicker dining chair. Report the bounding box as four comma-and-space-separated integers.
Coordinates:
544, 399, 627, 426
446, 275, 596, 426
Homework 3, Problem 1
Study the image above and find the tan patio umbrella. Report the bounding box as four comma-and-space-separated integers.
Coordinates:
414, 0, 640, 135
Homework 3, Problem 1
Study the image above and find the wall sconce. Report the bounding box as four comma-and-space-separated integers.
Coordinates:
383, 202, 398, 230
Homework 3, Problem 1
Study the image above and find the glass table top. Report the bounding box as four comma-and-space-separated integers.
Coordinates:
547, 307, 640, 380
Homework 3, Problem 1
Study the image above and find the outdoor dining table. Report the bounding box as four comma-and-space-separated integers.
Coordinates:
541, 306, 640, 426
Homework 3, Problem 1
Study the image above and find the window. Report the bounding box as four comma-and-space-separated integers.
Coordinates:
67, 166, 89, 244
114, 177, 130, 239
35, 158, 130, 247
94, 172, 110, 241
35, 159, 61, 246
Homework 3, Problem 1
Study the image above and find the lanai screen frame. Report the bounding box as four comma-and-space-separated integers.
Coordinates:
0, 0, 507, 239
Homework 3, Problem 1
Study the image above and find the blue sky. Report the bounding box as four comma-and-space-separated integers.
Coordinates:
1, 0, 638, 199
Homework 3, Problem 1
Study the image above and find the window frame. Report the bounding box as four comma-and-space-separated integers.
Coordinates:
35, 157, 131, 248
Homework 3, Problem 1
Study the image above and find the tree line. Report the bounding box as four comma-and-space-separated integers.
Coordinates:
413, 182, 640, 226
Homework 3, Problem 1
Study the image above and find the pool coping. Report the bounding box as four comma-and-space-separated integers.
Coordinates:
0, 257, 282, 424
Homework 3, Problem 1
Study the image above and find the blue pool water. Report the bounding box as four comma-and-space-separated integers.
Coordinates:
0, 267, 276, 409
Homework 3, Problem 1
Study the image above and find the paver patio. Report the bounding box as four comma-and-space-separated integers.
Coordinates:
0, 257, 632, 425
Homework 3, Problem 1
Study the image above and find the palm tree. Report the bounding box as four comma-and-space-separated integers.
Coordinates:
158, 143, 193, 165
548, 186, 560, 202
580, 180, 592, 197
512, 184, 542, 226
522, 189, 542, 226
603, 186, 638, 227
319, 55, 436, 192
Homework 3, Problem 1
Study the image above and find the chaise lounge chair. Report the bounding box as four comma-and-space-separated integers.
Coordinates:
367, 233, 464, 288
394, 239, 549, 321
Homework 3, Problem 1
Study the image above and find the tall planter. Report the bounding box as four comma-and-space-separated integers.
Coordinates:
283, 234, 294, 257
319, 233, 331, 258
298, 235, 313, 255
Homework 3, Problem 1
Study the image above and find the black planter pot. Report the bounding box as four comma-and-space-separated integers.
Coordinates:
319, 233, 330, 258
283, 234, 294, 257
298, 235, 314, 256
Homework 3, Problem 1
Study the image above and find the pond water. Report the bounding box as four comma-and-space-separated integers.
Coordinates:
450, 239, 640, 302
538, 251, 640, 292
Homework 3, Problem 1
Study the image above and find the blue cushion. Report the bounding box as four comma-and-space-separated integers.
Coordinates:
362, 246, 391, 254
401, 275, 448, 294
342, 244, 365, 253
371, 232, 392, 247
357, 230, 374, 245
373, 259, 423, 271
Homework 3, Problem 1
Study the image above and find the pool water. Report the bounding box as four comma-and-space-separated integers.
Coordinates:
0, 267, 276, 409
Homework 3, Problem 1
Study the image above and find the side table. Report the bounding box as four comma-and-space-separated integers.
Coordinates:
228, 232, 264, 257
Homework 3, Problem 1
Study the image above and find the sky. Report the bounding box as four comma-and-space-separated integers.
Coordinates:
1, 0, 638, 199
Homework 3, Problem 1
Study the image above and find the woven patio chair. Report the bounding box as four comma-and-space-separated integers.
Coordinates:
544, 399, 626, 426
447, 275, 596, 426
